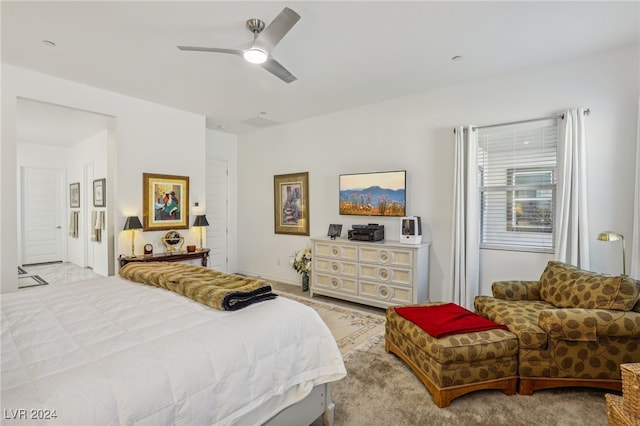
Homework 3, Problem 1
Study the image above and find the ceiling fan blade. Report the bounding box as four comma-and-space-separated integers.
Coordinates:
252, 7, 300, 53
260, 57, 297, 83
177, 46, 243, 57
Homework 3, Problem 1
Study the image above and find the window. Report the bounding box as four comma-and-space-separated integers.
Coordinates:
478, 121, 558, 252
506, 168, 554, 233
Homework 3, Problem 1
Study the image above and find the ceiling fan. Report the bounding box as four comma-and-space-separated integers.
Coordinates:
177, 7, 301, 83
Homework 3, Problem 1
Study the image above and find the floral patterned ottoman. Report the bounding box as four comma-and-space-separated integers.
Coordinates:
385, 302, 519, 407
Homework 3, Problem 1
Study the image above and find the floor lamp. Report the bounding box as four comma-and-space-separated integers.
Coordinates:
123, 216, 143, 257
193, 215, 210, 250
597, 231, 626, 276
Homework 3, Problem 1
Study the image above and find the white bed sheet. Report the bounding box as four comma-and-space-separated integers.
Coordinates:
1, 275, 346, 425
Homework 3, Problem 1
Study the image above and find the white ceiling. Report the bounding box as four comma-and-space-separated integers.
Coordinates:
3, 1, 639, 137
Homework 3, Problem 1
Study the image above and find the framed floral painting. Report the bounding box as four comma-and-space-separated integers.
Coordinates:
274, 172, 309, 236
142, 173, 189, 231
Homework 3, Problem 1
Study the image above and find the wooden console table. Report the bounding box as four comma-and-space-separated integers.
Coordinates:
119, 249, 210, 268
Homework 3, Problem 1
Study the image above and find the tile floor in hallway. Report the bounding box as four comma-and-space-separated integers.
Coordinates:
20, 262, 102, 286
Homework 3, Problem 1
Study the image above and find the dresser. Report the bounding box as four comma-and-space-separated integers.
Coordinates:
311, 237, 429, 309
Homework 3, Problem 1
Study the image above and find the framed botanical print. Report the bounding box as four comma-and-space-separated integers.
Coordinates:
142, 173, 189, 231
93, 178, 106, 207
69, 182, 80, 208
274, 172, 309, 236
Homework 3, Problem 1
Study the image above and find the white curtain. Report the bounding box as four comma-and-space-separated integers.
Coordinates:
631, 97, 640, 279
555, 108, 590, 269
451, 126, 479, 309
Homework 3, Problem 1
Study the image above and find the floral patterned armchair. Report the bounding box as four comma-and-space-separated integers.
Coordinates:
474, 261, 640, 395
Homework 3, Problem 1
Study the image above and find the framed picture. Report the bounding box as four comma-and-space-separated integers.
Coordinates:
69, 182, 80, 208
93, 178, 106, 207
142, 173, 189, 231
274, 172, 309, 236
327, 224, 343, 239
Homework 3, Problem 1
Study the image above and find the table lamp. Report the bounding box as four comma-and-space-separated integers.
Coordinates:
123, 216, 143, 257
597, 231, 626, 276
193, 215, 210, 250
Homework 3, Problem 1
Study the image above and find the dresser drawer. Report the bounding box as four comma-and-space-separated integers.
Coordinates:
314, 273, 357, 294
314, 242, 357, 261
358, 264, 412, 287
359, 280, 412, 305
358, 246, 413, 268
315, 258, 357, 277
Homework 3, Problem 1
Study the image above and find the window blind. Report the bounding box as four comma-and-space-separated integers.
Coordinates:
478, 121, 558, 252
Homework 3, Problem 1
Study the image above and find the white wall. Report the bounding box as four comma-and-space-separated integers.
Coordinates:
69, 130, 110, 275
2, 64, 206, 293
235, 45, 639, 302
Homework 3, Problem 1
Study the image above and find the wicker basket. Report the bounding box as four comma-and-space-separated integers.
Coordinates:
621, 363, 640, 419
605, 394, 636, 426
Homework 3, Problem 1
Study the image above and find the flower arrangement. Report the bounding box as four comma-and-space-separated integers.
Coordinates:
291, 247, 312, 276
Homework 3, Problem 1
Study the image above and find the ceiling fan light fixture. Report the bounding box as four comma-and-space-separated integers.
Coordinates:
243, 48, 268, 64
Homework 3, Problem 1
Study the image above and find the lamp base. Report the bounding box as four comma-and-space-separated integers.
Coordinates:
130, 232, 136, 257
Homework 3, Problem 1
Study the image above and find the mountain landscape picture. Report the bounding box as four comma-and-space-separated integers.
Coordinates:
339, 171, 406, 217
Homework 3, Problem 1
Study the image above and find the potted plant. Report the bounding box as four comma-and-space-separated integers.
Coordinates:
291, 247, 312, 291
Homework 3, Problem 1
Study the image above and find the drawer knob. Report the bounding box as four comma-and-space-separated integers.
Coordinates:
378, 285, 390, 298
378, 250, 391, 263
378, 268, 390, 281
331, 262, 340, 272
331, 247, 339, 256
331, 278, 339, 288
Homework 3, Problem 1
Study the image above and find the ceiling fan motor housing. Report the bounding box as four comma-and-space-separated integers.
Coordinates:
246, 19, 265, 35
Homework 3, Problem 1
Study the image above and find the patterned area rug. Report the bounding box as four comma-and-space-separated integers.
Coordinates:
277, 292, 385, 357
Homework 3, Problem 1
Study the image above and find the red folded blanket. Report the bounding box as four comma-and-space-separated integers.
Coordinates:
395, 303, 509, 338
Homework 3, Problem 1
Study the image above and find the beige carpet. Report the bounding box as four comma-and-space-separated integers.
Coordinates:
277, 292, 385, 357
328, 339, 609, 426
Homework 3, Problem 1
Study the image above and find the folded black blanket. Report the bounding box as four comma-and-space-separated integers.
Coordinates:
223, 285, 278, 311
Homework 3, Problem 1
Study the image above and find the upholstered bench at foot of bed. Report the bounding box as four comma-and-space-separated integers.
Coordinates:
385, 302, 519, 408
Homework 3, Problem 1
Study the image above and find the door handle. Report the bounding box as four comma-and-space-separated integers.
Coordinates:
56, 226, 62, 229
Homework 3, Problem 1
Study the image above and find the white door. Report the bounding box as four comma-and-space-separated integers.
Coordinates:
21, 167, 65, 264
206, 159, 228, 271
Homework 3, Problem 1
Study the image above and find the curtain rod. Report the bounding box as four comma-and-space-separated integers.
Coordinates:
473, 109, 590, 131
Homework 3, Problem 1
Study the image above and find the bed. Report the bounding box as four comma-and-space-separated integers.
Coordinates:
1, 265, 346, 425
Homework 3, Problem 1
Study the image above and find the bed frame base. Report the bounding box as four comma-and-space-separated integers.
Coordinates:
264, 382, 334, 426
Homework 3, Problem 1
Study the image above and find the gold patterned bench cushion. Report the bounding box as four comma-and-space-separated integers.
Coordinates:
386, 303, 518, 365
386, 324, 518, 389
539, 261, 639, 311
474, 296, 550, 349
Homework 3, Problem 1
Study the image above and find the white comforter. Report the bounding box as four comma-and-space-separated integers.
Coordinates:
1, 276, 346, 425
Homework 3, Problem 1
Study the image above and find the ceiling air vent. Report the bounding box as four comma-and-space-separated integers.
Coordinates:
241, 116, 280, 127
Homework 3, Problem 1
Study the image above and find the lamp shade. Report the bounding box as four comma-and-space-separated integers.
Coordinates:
597, 230, 626, 276
193, 215, 210, 227
597, 231, 623, 242
123, 216, 143, 230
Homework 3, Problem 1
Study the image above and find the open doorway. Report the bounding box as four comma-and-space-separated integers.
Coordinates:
17, 98, 115, 281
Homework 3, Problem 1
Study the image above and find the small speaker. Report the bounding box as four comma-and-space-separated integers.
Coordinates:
400, 216, 422, 244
